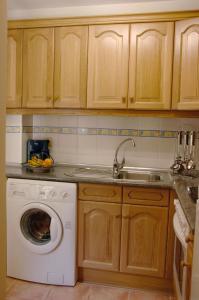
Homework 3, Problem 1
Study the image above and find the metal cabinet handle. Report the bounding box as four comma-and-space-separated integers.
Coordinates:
115, 215, 122, 219
47, 96, 52, 102
54, 96, 60, 102
130, 97, 134, 103
122, 216, 130, 220
122, 97, 126, 103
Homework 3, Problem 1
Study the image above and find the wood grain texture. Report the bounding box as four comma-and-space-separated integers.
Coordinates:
78, 268, 173, 292
79, 183, 122, 203
6, 107, 199, 118
120, 204, 168, 278
7, 29, 23, 108
6, 277, 174, 299
54, 26, 88, 108
78, 201, 122, 271
0, 0, 6, 297
87, 24, 129, 108
8, 11, 199, 29
22, 28, 54, 108
172, 17, 199, 110
128, 22, 174, 110
123, 187, 169, 206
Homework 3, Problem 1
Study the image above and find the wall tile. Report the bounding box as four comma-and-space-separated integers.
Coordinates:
6, 115, 199, 169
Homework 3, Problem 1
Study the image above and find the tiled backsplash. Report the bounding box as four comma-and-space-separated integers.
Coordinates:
6, 115, 199, 169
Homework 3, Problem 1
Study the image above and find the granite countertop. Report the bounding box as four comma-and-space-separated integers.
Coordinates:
173, 176, 199, 232
6, 164, 173, 188
6, 163, 198, 232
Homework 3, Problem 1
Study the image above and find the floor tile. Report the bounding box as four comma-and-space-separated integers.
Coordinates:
129, 289, 174, 300
6, 277, 174, 300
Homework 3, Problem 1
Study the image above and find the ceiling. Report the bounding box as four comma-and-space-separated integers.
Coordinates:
7, 0, 172, 10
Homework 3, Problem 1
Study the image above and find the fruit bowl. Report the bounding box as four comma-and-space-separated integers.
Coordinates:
25, 164, 54, 173
25, 156, 54, 173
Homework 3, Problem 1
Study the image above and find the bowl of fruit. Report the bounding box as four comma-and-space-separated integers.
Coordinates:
26, 156, 54, 173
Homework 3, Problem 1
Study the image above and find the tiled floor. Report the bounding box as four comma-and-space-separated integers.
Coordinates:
6, 277, 175, 300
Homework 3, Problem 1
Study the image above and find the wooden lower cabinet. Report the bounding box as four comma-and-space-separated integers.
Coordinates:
120, 204, 168, 277
78, 184, 171, 289
78, 200, 122, 271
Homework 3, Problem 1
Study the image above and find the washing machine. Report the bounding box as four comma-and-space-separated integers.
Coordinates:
7, 178, 77, 286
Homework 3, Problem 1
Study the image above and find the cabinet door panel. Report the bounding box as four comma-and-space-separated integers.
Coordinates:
120, 205, 168, 277
7, 30, 23, 108
87, 25, 129, 108
79, 183, 122, 203
23, 28, 54, 108
54, 26, 88, 108
128, 22, 174, 110
78, 201, 121, 271
172, 18, 199, 110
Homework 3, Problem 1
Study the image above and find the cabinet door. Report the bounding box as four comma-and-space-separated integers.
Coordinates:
128, 22, 174, 110
87, 25, 129, 109
23, 28, 54, 108
172, 18, 199, 110
120, 204, 168, 277
78, 201, 121, 271
54, 26, 88, 108
7, 30, 23, 108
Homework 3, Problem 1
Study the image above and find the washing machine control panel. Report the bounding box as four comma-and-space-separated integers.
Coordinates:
38, 186, 73, 203
7, 179, 76, 204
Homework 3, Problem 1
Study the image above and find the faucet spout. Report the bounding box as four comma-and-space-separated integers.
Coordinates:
113, 138, 136, 179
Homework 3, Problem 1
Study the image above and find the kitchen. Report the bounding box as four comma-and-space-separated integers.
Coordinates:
1, 0, 199, 299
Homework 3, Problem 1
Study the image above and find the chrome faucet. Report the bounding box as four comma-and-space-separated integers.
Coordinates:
113, 138, 136, 178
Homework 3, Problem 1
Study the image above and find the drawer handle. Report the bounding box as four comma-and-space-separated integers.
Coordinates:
47, 96, 52, 102
122, 97, 126, 103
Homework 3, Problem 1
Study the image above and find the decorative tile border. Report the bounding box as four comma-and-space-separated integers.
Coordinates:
6, 125, 179, 138
6, 126, 22, 133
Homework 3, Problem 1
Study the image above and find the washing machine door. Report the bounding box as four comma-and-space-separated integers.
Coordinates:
19, 203, 63, 254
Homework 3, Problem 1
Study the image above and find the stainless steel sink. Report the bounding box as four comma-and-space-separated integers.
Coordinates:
117, 171, 161, 182
64, 166, 162, 182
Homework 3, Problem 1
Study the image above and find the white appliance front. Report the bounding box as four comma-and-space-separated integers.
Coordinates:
7, 178, 77, 286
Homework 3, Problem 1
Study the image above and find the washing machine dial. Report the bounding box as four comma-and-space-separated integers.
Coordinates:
40, 187, 56, 201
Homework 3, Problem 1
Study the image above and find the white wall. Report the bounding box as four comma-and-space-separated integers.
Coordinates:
7, 0, 199, 20
6, 115, 33, 163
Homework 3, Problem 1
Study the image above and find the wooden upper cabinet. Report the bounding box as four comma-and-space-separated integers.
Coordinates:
128, 22, 174, 110
120, 204, 168, 277
87, 25, 129, 109
7, 30, 23, 108
22, 28, 54, 108
54, 26, 88, 108
172, 18, 199, 110
78, 201, 122, 271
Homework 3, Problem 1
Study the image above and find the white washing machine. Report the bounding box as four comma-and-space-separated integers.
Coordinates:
7, 178, 77, 286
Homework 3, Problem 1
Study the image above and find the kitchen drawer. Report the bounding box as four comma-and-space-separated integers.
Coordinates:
79, 183, 122, 203
123, 187, 169, 206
